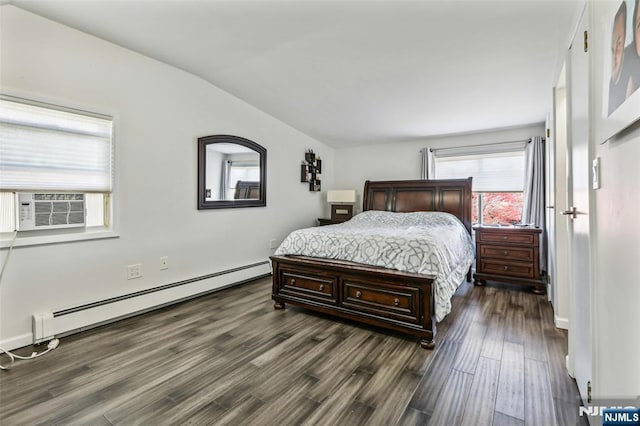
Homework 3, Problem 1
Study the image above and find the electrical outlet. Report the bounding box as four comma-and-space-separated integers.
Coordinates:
269, 238, 278, 250
127, 263, 143, 280
160, 256, 169, 270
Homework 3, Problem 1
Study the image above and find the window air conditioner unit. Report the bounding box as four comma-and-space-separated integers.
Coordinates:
16, 192, 86, 231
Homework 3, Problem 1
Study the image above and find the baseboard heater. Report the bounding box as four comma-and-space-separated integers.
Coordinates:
33, 261, 271, 344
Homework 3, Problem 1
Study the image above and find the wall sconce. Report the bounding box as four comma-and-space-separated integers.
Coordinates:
300, 149, 321, 192
327, 189, 356, 221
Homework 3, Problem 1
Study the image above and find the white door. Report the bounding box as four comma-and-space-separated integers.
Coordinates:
566, 7, 592, 404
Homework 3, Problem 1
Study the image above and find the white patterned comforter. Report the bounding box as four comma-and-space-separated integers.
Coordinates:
274, 210, 474, 321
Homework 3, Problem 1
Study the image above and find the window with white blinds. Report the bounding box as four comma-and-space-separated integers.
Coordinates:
0, 97, 112, 233
0, 96, 113, 192
432, 142, 525, 192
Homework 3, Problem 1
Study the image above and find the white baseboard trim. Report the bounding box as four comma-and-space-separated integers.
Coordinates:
0, 333, 33, 351
566, 354, 575, 378
1, 262, 271, 351
555, 315, 569, 330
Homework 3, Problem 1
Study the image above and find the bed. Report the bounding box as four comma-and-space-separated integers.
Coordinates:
270, 178, 474, 349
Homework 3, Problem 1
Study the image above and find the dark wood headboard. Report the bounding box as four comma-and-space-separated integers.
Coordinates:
362, 178, 473, 236
234, 180, 261, 200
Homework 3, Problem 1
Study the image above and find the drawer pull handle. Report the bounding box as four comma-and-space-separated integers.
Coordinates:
393, 298, 400, 306
503, 266, 509, 271
290, 278, 296, 285
503, 250, 509, 256
503, 236, 508, 240
355, 291, 362, 298
319, 284, 325, 291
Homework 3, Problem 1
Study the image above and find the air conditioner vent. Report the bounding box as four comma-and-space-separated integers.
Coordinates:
16, 193, 86, 231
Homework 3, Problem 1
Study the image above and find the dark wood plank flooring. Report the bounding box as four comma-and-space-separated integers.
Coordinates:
0, 277, 586, 425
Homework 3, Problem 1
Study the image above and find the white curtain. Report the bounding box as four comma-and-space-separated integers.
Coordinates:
221, 160, 231, 200
522, 136, 546, 271
419, 148, 434, 179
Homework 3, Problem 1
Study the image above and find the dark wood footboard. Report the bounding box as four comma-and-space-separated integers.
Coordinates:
270, 255, 437, 349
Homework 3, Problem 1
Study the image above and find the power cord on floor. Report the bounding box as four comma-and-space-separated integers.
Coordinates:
0, 338, 60, 370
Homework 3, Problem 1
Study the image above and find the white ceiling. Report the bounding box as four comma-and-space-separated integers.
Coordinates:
9, 0, 583, 147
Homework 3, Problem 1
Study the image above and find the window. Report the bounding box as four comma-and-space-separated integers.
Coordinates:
432, 142, 526, 226
471, 192, 524, 226
0, 96, 113, 233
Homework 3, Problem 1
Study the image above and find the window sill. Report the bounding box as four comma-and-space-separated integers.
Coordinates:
0, 228, 119, 249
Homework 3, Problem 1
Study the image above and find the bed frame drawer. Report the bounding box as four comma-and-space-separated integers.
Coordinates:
279, 271, 337, 303
341, 279, 420, 324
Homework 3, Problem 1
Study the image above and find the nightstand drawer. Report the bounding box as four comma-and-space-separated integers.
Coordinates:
477, 231, 534, 245
478, 260, 535, 279
281, 271, 337, 303
479, 245, 534, 262
341, 279, 420, 324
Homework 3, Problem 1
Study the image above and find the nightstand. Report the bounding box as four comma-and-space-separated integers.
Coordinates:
317, 218, 347, 226
473, 226, 544, 294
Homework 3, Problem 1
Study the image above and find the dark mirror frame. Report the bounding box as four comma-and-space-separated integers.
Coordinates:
197, 134, 267, 209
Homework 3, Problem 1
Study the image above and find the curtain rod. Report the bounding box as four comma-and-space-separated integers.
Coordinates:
428, 138, 533, 152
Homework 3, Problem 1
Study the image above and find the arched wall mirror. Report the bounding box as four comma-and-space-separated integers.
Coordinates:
197, 135, 267, 209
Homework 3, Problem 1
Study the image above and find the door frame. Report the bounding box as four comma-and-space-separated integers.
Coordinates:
549, 66, 570, 331
565, 2, 599, 409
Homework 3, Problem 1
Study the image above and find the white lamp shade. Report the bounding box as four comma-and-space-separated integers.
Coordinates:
327, 189, 356, 203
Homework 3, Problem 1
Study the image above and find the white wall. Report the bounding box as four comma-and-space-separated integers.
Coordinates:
0, 6, 335, 347
332, 124, 545, 212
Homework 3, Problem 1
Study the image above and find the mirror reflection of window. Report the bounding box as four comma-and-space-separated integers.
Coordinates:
205, 143, 260, 201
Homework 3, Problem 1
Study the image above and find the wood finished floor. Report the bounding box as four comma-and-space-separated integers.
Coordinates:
0, 277, 586, 425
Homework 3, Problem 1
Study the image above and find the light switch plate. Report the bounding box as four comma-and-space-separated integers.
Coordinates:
592, 157, 600, 189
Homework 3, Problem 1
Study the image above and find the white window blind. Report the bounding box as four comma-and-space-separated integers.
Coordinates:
0, 97, 113, 192
433, 142, 526, 192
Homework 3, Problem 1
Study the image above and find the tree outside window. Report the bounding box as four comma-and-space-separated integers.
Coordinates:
472, 192, 523, 226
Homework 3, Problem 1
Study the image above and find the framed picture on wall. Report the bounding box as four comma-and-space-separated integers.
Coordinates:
594, 0, 640, 143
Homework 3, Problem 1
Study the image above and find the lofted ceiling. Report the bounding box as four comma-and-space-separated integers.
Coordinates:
9, 0, 583, 147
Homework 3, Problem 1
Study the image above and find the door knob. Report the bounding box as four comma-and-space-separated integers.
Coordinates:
561, 207, 585, 219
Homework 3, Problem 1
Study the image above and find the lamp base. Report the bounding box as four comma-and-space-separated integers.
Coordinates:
331, 204, 353, 221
